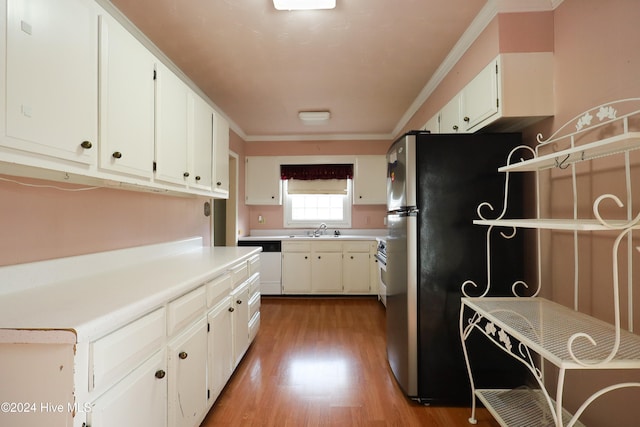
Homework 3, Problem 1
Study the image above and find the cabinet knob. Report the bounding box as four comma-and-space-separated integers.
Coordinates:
178, 351, 188, 360
183, 172, 190, 178
216, 181, 222, 186
195, 176, 201, 181
236, 299, 242, 305
228, 307, 235, 312
155, 369, 166, 379
463, 116, 470, 122
452, 125, 459, 131
112, 151, 122, 159
350, 256, 354, 259
318, 256, 321, 259
304, 256, 308, 259
359, 195, 362, 199
271, 196, 275, 199
80, 141, 92, 149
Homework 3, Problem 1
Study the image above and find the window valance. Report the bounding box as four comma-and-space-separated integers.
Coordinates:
280, 164, 353, 181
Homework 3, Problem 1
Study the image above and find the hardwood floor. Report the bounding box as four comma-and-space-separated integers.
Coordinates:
201, 297, 499, 427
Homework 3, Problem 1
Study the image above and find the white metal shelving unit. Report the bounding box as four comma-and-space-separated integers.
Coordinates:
459, 99, 640, 427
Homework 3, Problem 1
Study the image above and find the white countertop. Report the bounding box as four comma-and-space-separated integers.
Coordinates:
0, 241, 260, 342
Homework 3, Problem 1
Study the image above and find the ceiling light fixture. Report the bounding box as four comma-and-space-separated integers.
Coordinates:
298, 111, 331, 125
273, 0, 336, 11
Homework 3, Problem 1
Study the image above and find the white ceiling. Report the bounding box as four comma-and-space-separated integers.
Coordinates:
106, 0, 557, 141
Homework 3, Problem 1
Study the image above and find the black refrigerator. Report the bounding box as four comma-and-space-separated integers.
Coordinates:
385, 130, 526, 405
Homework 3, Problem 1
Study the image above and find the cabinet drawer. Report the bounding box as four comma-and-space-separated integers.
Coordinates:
249, 312, 260, 342
90, 308, 165, 391
282, 241, 311, 252
343, 241, 373, 252
249, 254, 260, 276
206, 273, 232, 308
230, 261, 249, 287
248, 273, 260, 298
249, 292, 261, 321
167, 286, 206, 336
312, 241, 342, 252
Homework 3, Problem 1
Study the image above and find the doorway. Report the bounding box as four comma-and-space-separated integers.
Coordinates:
213, 152, 238, 246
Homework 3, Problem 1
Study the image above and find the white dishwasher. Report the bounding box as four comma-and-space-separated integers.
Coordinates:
237, 240, 282, 294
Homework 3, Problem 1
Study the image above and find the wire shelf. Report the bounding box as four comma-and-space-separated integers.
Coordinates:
463, 297, 640, 369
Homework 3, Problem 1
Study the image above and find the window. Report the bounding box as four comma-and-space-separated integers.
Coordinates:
283, 180, 352, 228
280, 164, 354, 229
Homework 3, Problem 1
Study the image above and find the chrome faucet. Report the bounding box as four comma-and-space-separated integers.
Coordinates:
313, 223, 328, 237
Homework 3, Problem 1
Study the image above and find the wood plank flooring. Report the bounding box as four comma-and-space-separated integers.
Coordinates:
201, 297, 499, 427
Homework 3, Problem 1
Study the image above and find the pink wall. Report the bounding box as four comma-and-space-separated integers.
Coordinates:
0, 175, 210, 267
519, 1, 640, 425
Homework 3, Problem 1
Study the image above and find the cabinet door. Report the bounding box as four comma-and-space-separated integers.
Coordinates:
190, 93, 214, 190
462, 59, 498, 132
168, 317, 208, 427
353, 155, 386, 205
98, 12, 155, 178
207, 296, 233, 403
245, 156, 282, 205
439, 93, 462, 133
212, 113, 229, 197
343, 252, 371, 294
155, 62, 189, 186
282, 252, 311, 294
423, 114, 439, 134
90, 350, 167, 427
5, 0, 97, 164
312, 252, 343, 293
231, 283, 250, 366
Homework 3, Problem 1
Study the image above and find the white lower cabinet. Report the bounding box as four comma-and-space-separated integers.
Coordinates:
312, 244, 343, 293
282, 240, 376, 295
343, 242, 374, 294
231, 281, 250, 367
168, 317, 208, 427
89, 349, 167, 427
207, 296, 233, 403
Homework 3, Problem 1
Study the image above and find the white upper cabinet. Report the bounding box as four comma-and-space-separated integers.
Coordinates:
189, 93, 214, 191
98, 11, 155, 179
439, 93, 463, 133
212, 113, 229, 198
461, 58, 499, 131
4, 0, 97, 164
155, 62, 190, 186
245, 156, 281, 205
353, 155, 386, 205
422, 114, 439, 134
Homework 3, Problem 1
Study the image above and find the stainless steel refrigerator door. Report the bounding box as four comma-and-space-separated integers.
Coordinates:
386, 134, 417, 212
385, 211, 418, 396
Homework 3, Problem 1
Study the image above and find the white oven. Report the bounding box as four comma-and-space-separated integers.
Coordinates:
375, 238, 387, 307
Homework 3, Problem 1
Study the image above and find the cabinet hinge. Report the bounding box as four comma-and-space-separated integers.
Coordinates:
207, 389, 211, 400
153, 161, 157, 172
207, 322, 210, 332
153, 69, 157, 80
495, 63, 498, 74
496, 98, 499, 108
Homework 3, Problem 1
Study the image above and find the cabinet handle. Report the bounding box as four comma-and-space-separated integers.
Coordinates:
155, 369, 166, 379
80, 141, 92, 149
183, 172, 190, 178
178, 351, 188, 360
236, 299, 242, 305
216, 181, 222, 186
228, 307, 235, 312
195, 176, 201, 181
452, 125, 459, 131
112, 151, 122, 159
463, 116, 470, 122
